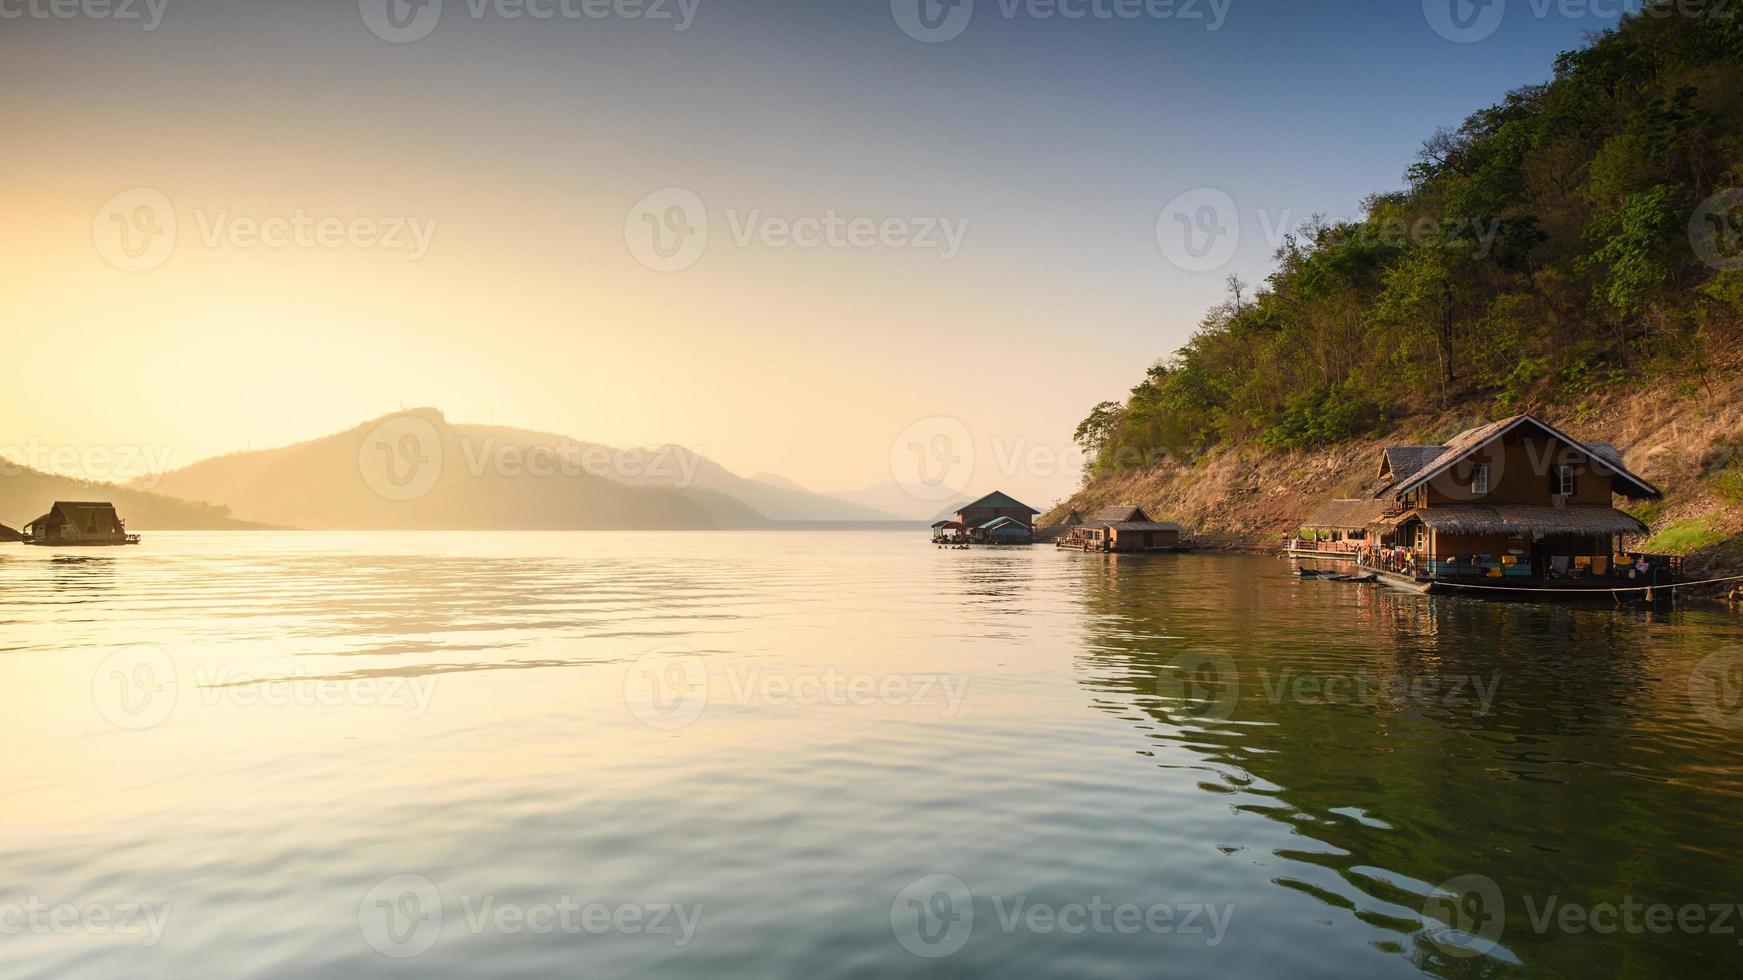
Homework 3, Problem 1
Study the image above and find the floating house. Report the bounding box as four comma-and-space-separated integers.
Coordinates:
1358, 415, 1674, 593
0, 523, 20, 543
1061, 506, 1185, 553
936, 491, 1040, 545
1285, 499, 1392, 561
22, 502, 141, 547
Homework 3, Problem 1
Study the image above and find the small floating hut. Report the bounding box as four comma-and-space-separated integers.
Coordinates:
23, 502, 141, 547
1285, 499, 1392, 561
1059, 506, 1186, 553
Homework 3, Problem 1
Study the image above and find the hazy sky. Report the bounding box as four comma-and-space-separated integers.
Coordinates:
1, 0, 1629, 505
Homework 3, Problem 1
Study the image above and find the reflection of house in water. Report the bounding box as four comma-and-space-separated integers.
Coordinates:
1063, 552, 1714, 973
23, 502, 141, 546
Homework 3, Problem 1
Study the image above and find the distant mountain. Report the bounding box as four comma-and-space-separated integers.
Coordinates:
619, 457, 896, 521
748, 472, 807, 491
2, 464, 270, 531
136, 409, 767, 530
822, 481, 968, 521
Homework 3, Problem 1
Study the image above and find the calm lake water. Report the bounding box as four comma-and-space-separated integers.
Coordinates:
3, 531, 1742, 978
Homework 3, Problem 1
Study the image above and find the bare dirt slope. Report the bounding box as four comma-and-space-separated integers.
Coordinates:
1050, 365, 1743, 589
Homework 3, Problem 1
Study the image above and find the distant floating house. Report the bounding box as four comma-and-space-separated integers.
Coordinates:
951, 491, 1039, 545
1061, 506, 1185, 553
23, 502, 141, 547
0, 523, 20, 543
1359, 414, 1674, 593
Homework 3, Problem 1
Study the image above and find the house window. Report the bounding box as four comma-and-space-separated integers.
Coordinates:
1557, 466, 1576, 496
1471, 464, 1490, 496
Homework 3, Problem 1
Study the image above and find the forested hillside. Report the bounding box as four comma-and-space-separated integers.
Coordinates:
1076, 5, 1743, 470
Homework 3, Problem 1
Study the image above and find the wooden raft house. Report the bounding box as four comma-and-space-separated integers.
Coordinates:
1059, 506, 1186, 553
22, 501, 141, 547
1353, 415, 1675, 595
932, 491, 1040, 545
1285, 499, 1392, 561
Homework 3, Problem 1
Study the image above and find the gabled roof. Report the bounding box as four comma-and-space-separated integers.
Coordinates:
930, 520, 964, 529
1384, 415, 1660, 501
978, 515, 1028, 530
1092, 505, 1149, 523
958, 491, 1040, 514
1380, 446, 1444, 488
49, 502, 122, 523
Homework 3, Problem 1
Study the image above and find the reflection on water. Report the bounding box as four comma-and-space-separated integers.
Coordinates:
0, 533, 1739, 978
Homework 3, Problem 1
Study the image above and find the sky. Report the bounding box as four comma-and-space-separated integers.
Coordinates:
0, 0, 1635, 507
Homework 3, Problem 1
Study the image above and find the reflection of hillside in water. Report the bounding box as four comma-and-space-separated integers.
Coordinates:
1070, 553, 1743, 976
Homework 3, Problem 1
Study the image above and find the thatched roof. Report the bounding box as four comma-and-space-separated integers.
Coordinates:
1381, 415, 1661, 500
1302, 498, 1392, 530
1107, 520, 1181, 532
1381, 446, 1443, 486
1092, 505, 1149, 523
1408, 505, 1648, 536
